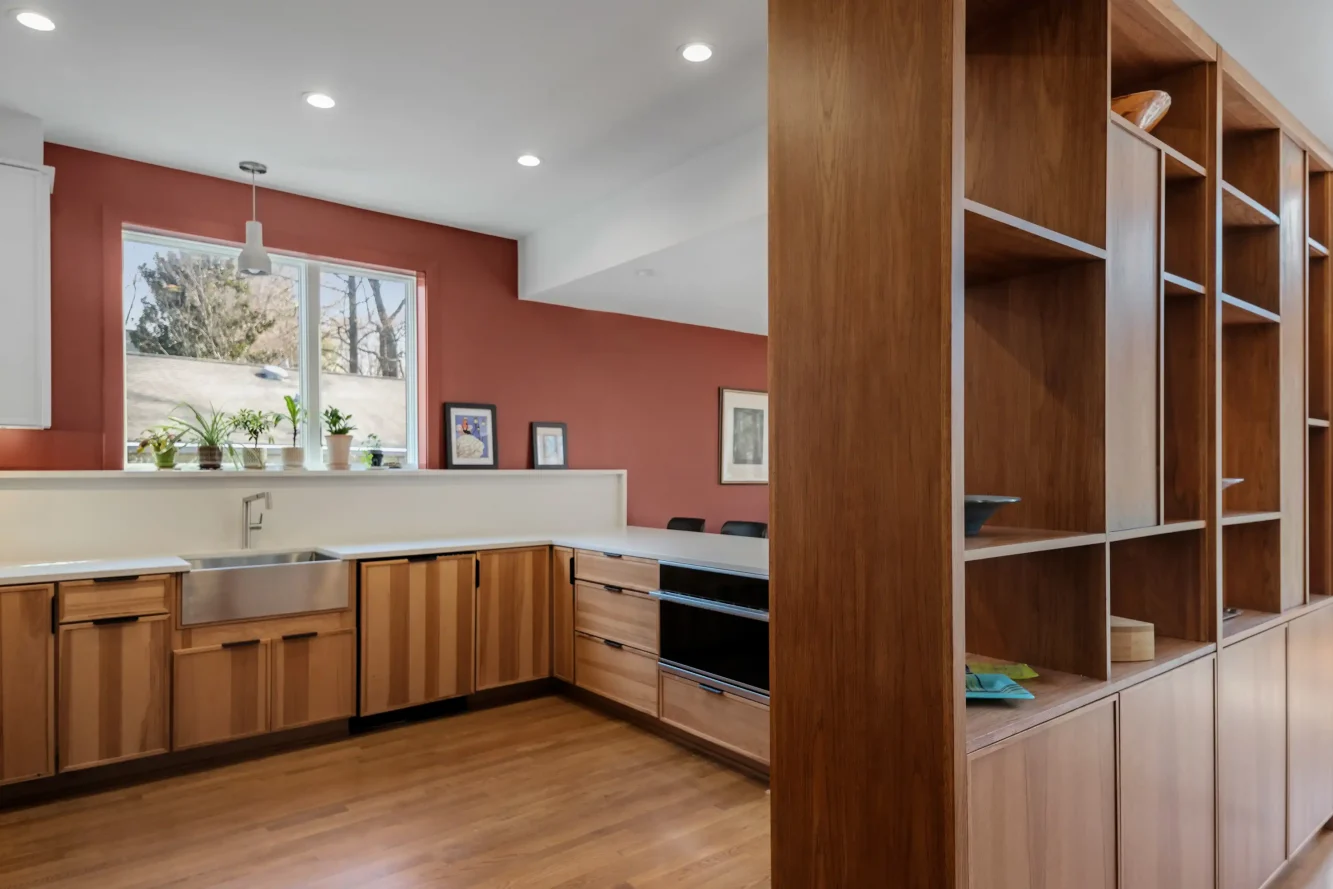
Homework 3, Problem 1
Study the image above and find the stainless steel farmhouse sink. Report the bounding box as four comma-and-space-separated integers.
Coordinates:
181, 550, 348, 626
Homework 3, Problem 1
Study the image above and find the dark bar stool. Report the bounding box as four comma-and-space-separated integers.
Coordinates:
720, 521, 768, 539
667, 517, 706, 533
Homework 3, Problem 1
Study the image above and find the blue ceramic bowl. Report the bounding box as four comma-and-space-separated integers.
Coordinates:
964, 495, 1021, 537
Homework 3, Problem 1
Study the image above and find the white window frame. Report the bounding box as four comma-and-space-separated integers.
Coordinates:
122, 229, 419, 469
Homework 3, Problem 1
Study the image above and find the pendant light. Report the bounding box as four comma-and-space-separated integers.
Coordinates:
237, 161, 272, 277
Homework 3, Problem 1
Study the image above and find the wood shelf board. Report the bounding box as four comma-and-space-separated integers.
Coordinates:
1311, 418, 1331, 429
1164, 271, 1205, 296
963, 200, 1106, 284
1221, 180, 1281, 228
1108, 635, 1216, 686
1312, 238, 1330, 259
1107, 519, 1207, 543
1221, 509, 1282, 526
1221, 292, 1281, 325
963, 526, 1107, 562
1108, 112, 1207, 180
1221, 595, 1333, 646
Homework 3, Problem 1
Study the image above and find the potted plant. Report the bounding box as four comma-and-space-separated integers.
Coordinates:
171, 404, 233, 470
361, 434, 384, 468
279, 395, 307, 470
136, 426, 183, 470
233, 408, 277, 470
322, 406, 356, 470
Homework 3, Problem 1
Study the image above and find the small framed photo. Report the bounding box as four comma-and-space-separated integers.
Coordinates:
444, 403, 497, 469
719, 388, 768, 485
531, 422, 568, 469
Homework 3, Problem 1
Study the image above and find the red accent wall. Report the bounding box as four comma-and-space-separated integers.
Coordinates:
0, 144, 768, 530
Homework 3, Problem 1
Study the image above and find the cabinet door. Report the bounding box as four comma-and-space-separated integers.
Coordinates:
172, 640, 270, 750
0, 162, 50, 429
1289, 606, 1333, 853
968, 698, 1117, 889
59, 614, 169, 770
1220, 626, 1288, 889
360, 555, 474, 716
273, 628, 355, 730
0, 585, 54, 784
1120, 655, 1215, 889
552, 546, 575, 682
476, 547, 551, 691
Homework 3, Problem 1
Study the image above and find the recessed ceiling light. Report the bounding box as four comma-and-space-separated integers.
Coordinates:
304, 92, 336, 109
517, 155, 542, 167
14, 10, 55, 31
680, 43, 713, 63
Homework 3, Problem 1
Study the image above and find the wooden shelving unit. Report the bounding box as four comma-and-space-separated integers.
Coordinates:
1310, 165, 1332, 597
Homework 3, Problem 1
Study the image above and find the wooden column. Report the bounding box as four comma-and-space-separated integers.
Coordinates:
769, 0, 965, 886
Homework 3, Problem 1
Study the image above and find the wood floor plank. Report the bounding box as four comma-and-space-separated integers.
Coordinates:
0, 697, 771, 889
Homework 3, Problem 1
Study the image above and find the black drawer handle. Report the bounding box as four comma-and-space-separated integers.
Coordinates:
94, 575, 140, 583
603, 584, 624, 594
602, 552, 623, 559
92, 615, 140, 626
603, 639, 624, 650
222, 639, 262, 649
282, 631, 318, 641
699, 684, 725, 696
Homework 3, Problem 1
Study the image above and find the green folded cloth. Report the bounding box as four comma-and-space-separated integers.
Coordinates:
966, 661, 1038, 681
965, 672, 1035, 700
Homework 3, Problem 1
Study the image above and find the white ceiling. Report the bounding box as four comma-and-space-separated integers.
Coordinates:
0, 0, 767, 237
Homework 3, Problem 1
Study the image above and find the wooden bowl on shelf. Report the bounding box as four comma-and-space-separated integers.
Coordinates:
1112, 90, 1172, 133
964, 495, 1021, 537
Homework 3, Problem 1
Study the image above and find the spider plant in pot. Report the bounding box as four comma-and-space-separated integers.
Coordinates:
171, 404, 233, 470
233, 408, 278, 470
136, 425, 183, 470
322, 406, 356, 470
361, 433, 385, 468
279, 395, 307, 470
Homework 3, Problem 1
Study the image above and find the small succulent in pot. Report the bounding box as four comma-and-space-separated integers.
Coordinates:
278, 395, 307, 470
233, 408, 279, 471
361, 433, 384, 468
170, 403, 233, 470
136, 425, 183, 470
322, 406, 356, 470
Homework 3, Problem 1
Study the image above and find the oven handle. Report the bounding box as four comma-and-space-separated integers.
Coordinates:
649, 590, 770, 623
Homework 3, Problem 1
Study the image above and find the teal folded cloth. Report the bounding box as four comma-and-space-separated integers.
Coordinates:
965, 672, 1034, 700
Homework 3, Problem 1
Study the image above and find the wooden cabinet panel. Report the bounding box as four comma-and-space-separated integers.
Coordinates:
1289, 606, 1333, 853
59, 614, 169, 771
476, 547, 551, 691
1220, 626, 1288, 889
574, 633, 658, 716
58, 575, 170, 623
0, 585, 53, 784
360, 555, 474, 716
1120, 654, 1215, 889
968, 698, 1117, 889
172, 640, 269, 750
659, 671, 769, 764
574, 582, 658, 653
574, 550, 659, 593
552, 546, 575, 682
272, 629, 355, 731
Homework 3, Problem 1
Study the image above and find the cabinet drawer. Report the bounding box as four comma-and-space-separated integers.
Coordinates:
273, 629, 355, 731
575, 632, 658, 715
660, 671, 770, 764
172, 640, 270, 750
575, 551, 659, 593
575, 582, 658, 653
59, 575, 171, 623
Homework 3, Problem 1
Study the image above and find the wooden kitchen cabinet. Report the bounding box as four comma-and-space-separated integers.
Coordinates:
1288, 606, 1333, 854
1220, 626, 1288, 889
476, 547, 551, 691
0, 584, 54, 785
59, 614, 170, 771
1119, 654, 1216, 889
273, 628, 355, 730
574, 632, 659, 715
172, 639, 270, 750
552, 546, 575, 682
360, 555, 474, 716
574, 582, 658, 653
968, 697, 1117, 889
659, 670, 769, 764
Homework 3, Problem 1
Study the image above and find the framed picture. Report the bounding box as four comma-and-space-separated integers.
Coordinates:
719, 388, 768, 485
531, 422, 568, 469
444, 403, 497, 469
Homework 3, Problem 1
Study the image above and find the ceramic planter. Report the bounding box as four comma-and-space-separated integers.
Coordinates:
326, 434, 353, 470
198, 445, 224, 471
282, 446, 305, 470
241, 447, 266, 470
368, 449, 384, 468
153, 448, 178, 470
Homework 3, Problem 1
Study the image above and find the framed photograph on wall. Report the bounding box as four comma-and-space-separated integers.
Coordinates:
531, 422, 568, 469
719, 388, 768, 485
444, 403, 498, 469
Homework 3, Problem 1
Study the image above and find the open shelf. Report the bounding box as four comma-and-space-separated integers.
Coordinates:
963, 199, 1106, 284
1222, 181, 1281, 228
1221, 293, 1280, 325
1311, 418, 1331, 429
965, 526, 1106, 561
1109, 636, 1216, 684
1107, 519, 1206, 543
1107, 112, 1206, 180
1221, 607, 1283, 644
1164, 272, 1204, 296
1311, 238, 1330, 259
1222, 510, 1282, 526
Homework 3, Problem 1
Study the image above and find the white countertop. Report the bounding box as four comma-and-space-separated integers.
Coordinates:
0, 555, 193, 585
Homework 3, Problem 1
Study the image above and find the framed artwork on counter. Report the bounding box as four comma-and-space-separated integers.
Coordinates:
719, 388, 768, 484
531, 422, 568, 469
444, 403, 497, 469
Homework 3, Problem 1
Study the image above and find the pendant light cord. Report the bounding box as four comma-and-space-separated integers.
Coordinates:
251, 169, 257, 221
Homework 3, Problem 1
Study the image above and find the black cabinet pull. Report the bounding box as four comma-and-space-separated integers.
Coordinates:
406, 553, 438, 563
603, 639, 624, 650
699, 684, 725, 696
602, 552, 623, 559
222, 639, 261, 649
475, 559, 481, 588
94, 575, 139, 583
92, 615, 140, 626
50, 595, 58, 634
282, 631, 318, 641
603, 584, 623, 594
569, 555, 574, 578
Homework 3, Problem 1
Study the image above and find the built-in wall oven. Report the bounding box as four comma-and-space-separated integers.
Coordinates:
651, 562, 769, 701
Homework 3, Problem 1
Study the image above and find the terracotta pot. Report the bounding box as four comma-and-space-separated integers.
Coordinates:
198, 445, 224, 470
326, 434, 353, 470
153, 448, 177, 470
241, 447, 266, 470
281, 446, 305, 470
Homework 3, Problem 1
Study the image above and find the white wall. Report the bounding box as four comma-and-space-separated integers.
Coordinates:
0, 470, 626, 562
0, 106, 43, 167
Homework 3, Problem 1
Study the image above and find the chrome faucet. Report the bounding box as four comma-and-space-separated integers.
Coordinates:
241, 492, 273, 549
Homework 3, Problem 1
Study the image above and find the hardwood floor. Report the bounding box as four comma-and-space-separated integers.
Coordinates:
1273, 828, 1333, 888
0, 696, 772, 888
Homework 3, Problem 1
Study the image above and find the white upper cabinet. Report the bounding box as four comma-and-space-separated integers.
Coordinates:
0, 160, 52, 429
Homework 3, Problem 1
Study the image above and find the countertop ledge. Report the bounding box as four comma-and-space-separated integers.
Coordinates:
0, 556, 192, 586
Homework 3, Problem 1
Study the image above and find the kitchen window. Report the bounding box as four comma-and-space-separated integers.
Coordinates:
122, 230, 418, 468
